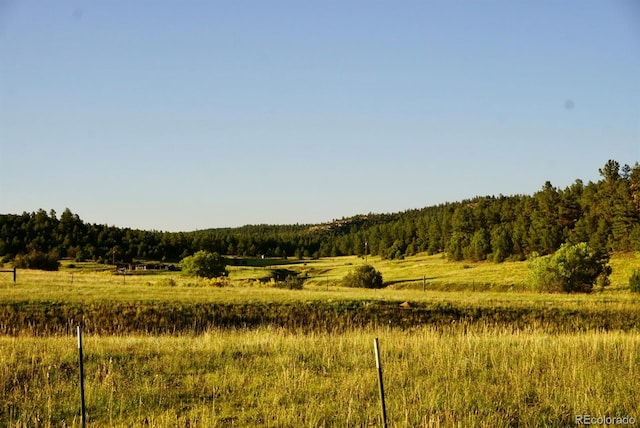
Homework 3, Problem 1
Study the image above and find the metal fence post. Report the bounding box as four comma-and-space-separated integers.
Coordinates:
374, 338, 388, 428
77, 326, 86, 428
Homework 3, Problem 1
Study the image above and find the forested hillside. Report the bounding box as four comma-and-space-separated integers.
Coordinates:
1, 160, 639, 265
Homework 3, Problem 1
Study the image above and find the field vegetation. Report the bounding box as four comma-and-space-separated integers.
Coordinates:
1, 252, 640, 426
4, 326, 640, 427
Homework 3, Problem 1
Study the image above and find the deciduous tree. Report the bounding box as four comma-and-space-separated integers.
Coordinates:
528, 242, 611, 293
181, 250, 227, 278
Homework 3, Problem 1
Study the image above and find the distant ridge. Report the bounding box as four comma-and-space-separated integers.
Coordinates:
1, 160, 639, 264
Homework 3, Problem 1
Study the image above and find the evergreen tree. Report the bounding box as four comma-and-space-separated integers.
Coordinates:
446, 232, 469, 261
466, 229, 491, 261
529, 181, 562, 254
490, 226, 513, 263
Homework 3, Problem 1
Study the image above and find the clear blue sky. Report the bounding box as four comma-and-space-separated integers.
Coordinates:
1, 1, 638, 231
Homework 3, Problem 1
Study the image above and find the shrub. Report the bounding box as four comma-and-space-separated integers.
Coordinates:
157, 277, 177, 287
207, 277, 229, 287
630, 269, 640, 293
268, 269, 304, 289
13, 250, 60, 271
528, 243, 611, 293
342, 264, 384, 289
528, 253, 562, 292
181, 251, 227, 279
272, 276, 304, 290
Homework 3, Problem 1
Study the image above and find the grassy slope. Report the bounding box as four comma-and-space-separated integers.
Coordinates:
228, 251, 640, 291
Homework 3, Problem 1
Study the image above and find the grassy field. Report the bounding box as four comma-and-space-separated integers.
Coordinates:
3, 327, 640, 427
1, 252, 639, 335
2, 250, 639, 299
1, 252, 640, 426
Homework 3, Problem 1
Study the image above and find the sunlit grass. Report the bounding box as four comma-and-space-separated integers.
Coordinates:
609, 252, 640, 289
3, 327, 640, 427
271, 251, 639, 291
3, 251, 637, 292
1, 253, 640, 425
1, 252, 638, 307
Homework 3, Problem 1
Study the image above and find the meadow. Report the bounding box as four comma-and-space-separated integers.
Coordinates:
1, 252, 640, 426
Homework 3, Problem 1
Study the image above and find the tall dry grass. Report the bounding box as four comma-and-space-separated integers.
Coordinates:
3, 326, 640, 427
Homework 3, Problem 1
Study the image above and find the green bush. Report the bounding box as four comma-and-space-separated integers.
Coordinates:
629, 269, 640, 293
13, 250, 59, 271
343, 264, 384, 289
528, 253, 563, 293
528, 243, 611, 293
181, 251, 227, 279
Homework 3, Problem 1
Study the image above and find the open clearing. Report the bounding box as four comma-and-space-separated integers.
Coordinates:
1, 252, 639, 426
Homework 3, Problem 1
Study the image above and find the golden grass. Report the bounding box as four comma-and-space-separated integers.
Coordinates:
3, 251, 636, 295
3, 327, 640, 427
1, 253, 639, 312
1, 253, 639, 426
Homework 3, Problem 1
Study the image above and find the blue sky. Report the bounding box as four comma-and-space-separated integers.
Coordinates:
1, 1, 638, 231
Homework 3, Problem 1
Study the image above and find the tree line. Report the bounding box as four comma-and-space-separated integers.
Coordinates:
1, 160, 639, 267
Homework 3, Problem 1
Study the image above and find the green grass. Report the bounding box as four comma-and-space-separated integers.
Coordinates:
225, 251, 639, 291
22, 251, 639, 293
2, 252, 638, 308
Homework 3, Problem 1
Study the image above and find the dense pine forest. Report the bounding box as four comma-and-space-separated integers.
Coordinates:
1, 160, 639, 267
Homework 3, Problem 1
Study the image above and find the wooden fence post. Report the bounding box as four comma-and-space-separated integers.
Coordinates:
0, 267, 17, 283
